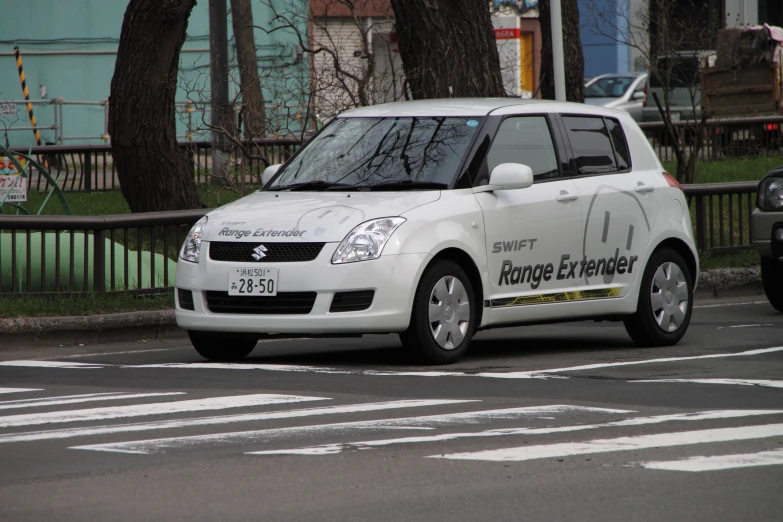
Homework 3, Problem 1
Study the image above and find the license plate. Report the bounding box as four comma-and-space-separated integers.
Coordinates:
669, 112, 680, 122
732, 129, 752, 140
229, 267, 278, 296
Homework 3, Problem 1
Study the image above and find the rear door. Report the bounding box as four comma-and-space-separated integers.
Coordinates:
559, 114, 661, 298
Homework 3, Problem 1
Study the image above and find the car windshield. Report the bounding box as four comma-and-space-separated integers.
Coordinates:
268, 116, 482, 190
584, 77, 635, 98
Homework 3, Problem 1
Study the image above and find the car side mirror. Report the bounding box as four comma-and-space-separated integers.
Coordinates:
262, 164, 282, 186
633, 91, 645, 100
475, 163, 534, 193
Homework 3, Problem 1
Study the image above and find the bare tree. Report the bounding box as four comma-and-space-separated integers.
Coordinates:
582, 0, 720, 183
110, 0, 202, 212
257, 0, 405, 122
538, 0, 585, 103
231, 0, 266, 139
389, 0, 505, 99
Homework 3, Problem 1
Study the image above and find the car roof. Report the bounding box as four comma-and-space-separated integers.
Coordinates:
339, 98, 632, 118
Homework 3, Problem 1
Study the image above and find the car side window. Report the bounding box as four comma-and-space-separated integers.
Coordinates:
604, 118, 631, 170
562, 116, 619, 175
486, 116, 559, 181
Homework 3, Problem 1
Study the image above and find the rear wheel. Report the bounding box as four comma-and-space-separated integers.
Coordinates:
399, 260, 477, 365
624, 248, 693, 346
761, 257, 783, 313
188, 332, 257, 361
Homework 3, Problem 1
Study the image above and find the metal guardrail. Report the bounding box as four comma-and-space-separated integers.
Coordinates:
0, 210, 207, 295
684, 181, 759, 254
7, 139, 303, 192
0, 181, 761, 296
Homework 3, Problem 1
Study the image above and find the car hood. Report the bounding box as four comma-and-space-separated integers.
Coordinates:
203, 190, 440, 242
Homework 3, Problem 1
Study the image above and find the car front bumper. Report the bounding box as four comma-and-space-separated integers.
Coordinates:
751, 208, 783, 259
175, 243, 428, 335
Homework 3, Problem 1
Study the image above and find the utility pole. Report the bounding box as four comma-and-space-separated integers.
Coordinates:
209, 0, 231, 181
550, 0, 566, 101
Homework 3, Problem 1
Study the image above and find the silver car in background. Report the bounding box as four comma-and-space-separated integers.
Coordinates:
584, 73, 648, 121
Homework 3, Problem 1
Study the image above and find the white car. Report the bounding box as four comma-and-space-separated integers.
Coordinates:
176, 99, 698, 364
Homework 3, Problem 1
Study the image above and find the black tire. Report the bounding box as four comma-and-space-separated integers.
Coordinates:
399, 260, 477, 365
188, 331, 257, 361
761, 257, 783, 313
624, 248, 693, 347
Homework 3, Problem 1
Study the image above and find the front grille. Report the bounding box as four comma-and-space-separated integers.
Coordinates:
209, 242, 325, 263
330, 290, 375, 312
205, 291, 317, 315
177, 288, 195, 311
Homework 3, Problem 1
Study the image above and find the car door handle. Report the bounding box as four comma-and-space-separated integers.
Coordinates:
556, 192, 579, 203
635, 184, 655, 193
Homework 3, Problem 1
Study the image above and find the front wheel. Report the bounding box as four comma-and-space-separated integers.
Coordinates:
624, 248, 693, 347
399, 260, 477, 365
188, 332, 257, 361
761, 257, 783, 313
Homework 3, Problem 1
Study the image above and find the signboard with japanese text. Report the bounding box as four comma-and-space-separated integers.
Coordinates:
0, 156, 27, 202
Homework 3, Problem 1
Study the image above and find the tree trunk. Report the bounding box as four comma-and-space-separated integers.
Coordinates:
389, 0, 505, 99
230, 0, 266, 139
538, 0, 585, 103
109, 0, 201, 213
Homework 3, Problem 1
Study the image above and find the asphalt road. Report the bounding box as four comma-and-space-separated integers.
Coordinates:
0, 296, 781, 521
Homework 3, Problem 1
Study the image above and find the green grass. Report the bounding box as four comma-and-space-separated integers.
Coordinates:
662, 156, 783, 183
0, 291, 174, 318
698, 250, 759, 271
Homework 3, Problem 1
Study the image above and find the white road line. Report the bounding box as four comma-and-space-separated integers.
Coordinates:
0, 399, 473, 444
0, 388, 43, 395
247, 409, 783, 456
434, 423, 783, 462
640, 448, 783, 472
0, 392, 186, 410
70, 405, 626, 454
0, 394, 326, 428
124, 346, 783, 379
634, 379, 783, 389
0, 360, 104, 369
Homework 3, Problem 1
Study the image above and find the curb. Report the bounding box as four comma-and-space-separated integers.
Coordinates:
0, 310, 184, 351
0, 268, 765, 350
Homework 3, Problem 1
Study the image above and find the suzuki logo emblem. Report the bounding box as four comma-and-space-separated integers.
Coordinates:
251, 244, 268, 261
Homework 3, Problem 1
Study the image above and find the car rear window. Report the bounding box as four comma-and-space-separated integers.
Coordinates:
562, 116, 631, 175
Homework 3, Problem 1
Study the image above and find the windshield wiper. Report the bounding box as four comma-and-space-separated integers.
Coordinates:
361, 180, 448, 191
267, 180, 352, 191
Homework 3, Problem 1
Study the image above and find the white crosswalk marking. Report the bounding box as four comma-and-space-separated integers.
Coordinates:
0, 392, 185, 410
246, 410, 783, 456
633, 379, 783, 389
0, 399, 473, 444
0, 394, 326, 428
433, 424, 783, 462
0, 360, 104, 369
70, 405, 629, 454
640, 448, 783, 472
0, 387, 43, 394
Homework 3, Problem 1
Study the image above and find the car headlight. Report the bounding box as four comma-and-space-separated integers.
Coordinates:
758, 177, 783, 211
332, 217, 406, 264
179, 216, 208, 263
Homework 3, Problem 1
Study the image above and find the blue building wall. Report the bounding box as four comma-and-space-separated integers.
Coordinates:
578, 0, 632, 78
0, 0, 309, 148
